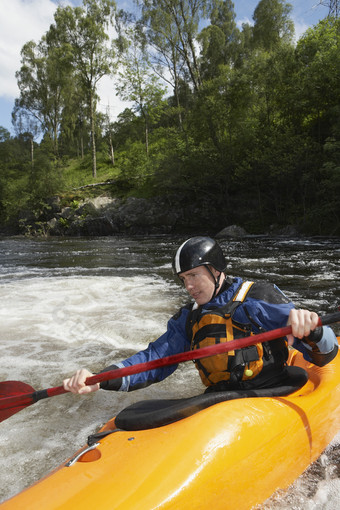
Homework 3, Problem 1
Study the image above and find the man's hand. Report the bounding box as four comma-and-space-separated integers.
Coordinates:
63, 369, 100, 395
286, 308, 319, 346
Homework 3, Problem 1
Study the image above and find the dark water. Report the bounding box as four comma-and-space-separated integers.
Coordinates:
0, 235, 339, 508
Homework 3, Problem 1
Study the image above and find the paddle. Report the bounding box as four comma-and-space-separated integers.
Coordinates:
1, 311, 339, 423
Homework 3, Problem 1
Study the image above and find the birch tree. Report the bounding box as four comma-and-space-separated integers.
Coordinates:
14, 36, 72, 156
53, 0, 116, 177
115, 24, 166, 155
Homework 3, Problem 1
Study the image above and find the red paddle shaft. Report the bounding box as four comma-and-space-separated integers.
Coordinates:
1, 311, 339, 414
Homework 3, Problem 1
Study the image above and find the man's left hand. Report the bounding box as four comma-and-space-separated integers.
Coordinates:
286, 308, 319, 346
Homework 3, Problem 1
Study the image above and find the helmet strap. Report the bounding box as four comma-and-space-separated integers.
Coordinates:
205, 266, 221, 300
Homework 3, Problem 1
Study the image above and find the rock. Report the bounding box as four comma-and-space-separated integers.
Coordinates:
45, 196, 61, 213
268, 224, 300, 237
76, 197, 118, 217
89, 196, 116, 209
46, 217, 59, 232
113, 197, 181, 234
39, 194, 219, 236
17, 194, 255, 237
60, 207, 75, 220
68, 216, 118, 236
216, 225, 249, 238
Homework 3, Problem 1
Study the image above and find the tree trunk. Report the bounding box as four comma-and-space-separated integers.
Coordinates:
90, 91, 97, 178
53, 120, 59, 157
145, 120, 149, 155
109, 133, 115, 166
141, 107, 149, 155
174, 78, 183, 131
30, 137, 34, 169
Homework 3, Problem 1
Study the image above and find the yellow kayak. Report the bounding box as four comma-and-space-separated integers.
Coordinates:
2, 341, 340, 510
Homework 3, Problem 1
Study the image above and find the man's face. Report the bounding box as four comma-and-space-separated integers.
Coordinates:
179, 265, 218, 305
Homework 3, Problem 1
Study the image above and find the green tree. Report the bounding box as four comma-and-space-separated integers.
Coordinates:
53, 0, 116, 177
138, 0, 186, 129
252, 0, 294, 51
115, 24, 166, 155
294, 17, 340, 142
112, 108, 143, 149
198, 0, 241, 78
0, 127, 11, 143
12, 107, 40, 169
291, 17, 340, 233
14, 34, 72, 156
315, 137, 340, 234
139, 0, 212, 93
0, 129, 11, 218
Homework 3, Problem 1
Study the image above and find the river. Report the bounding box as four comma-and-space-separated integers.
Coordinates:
0, 235, 339, 508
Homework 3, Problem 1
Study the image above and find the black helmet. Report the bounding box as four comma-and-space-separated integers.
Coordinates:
172, 236, 226, 275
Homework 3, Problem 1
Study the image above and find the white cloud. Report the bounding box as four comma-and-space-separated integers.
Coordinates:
0, 0, 325, 131
236, 16, 254, 29
236, 12, 315, 43
97, 75, 133, 121
293, 20, 311, 42
0, 0, 131, 122
0, 0, 58, 98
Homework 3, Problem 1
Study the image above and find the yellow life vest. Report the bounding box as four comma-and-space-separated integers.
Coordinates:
188, 281, 267, 387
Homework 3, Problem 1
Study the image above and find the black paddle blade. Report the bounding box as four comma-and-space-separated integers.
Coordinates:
0, 381, 36, 423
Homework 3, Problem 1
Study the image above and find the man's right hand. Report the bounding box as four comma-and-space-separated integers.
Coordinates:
63, 369, 100, 394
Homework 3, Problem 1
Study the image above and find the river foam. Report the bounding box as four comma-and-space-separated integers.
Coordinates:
0, 235, 339, 506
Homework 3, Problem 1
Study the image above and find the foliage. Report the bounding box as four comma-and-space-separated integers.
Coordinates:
0, 2, 339, 235
252, 0, 295, 50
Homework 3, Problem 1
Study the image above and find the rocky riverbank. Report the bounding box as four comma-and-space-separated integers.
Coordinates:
14, 195, 301, 238
20, 195, 206, 236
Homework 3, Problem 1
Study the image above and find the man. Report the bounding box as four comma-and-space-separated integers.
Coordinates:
63, 236, 338, 395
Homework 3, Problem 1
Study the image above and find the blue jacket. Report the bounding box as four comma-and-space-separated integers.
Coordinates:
102, 277, 338, 391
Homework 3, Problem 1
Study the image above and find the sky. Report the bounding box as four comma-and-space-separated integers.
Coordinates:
0, 0, 330, 135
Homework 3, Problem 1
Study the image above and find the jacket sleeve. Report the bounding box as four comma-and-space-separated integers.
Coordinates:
235, 282, 295, 332
236, 282, 339, 367
292, 326, 338, 366
100, 305, 191, 392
